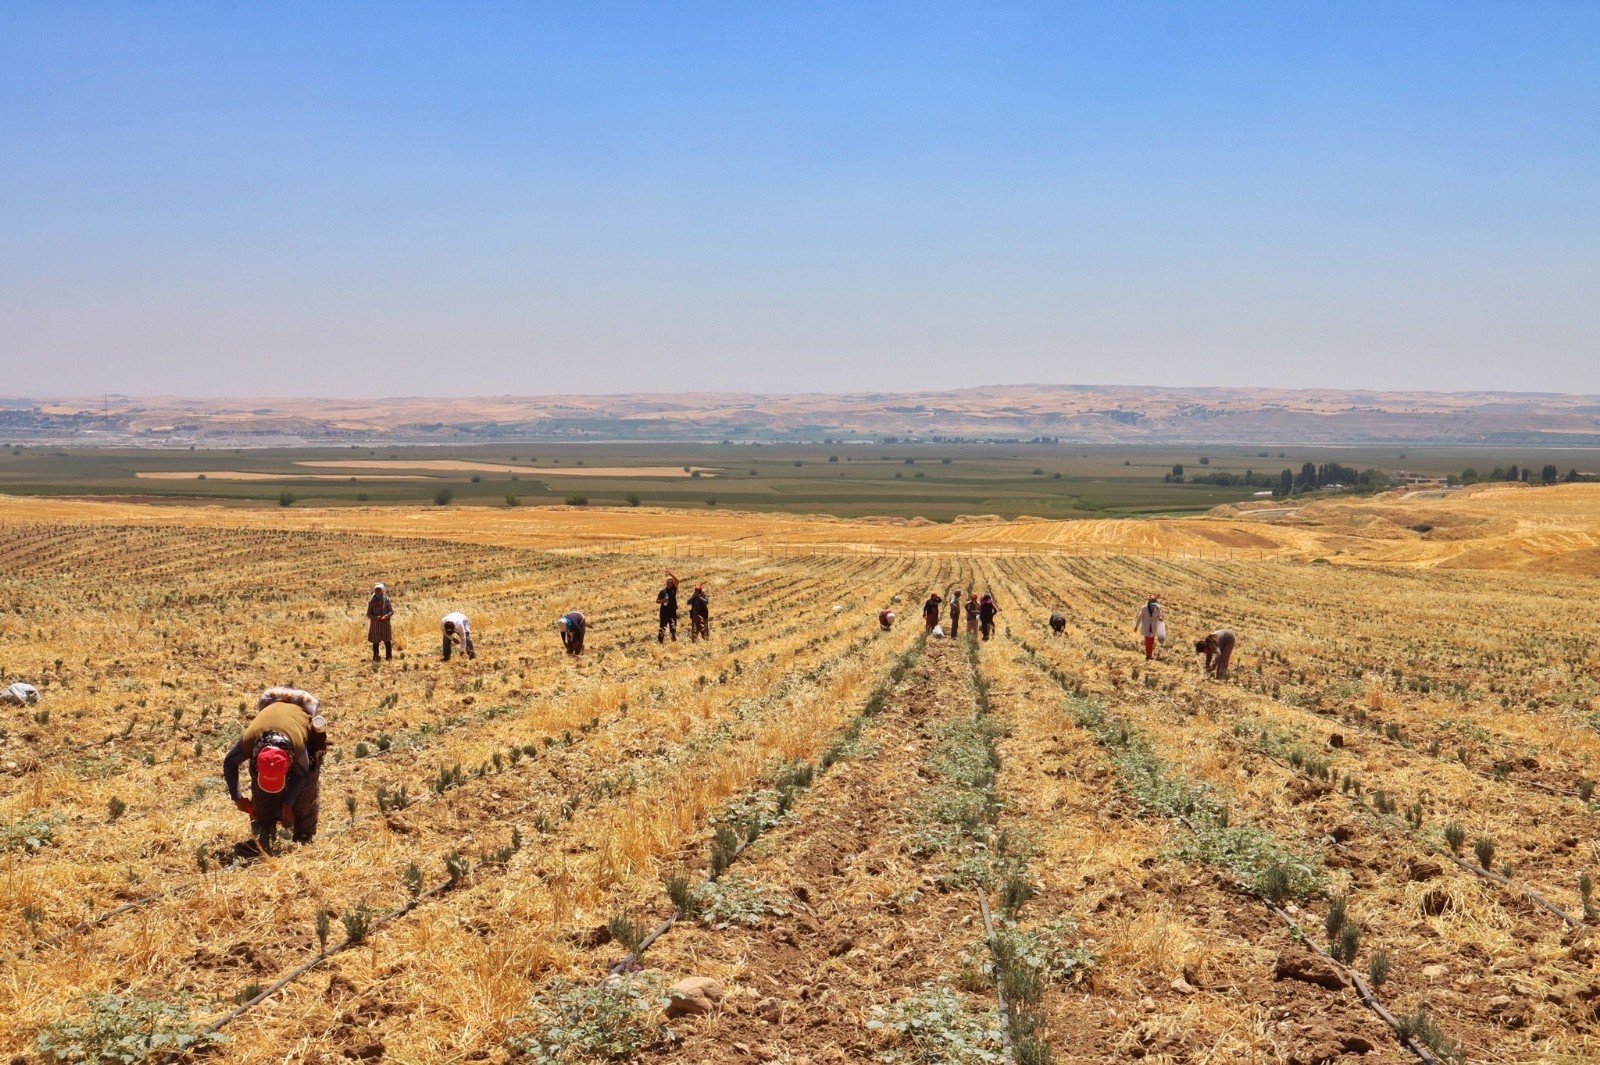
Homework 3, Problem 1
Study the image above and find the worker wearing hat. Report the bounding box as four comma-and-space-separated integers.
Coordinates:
223, 692, 328, 853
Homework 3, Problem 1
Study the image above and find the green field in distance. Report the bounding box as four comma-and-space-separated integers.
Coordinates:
3, 442, 1597, 521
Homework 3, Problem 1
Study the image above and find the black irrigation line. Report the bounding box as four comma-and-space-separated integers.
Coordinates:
1008, 634, 1454, 1065
1216, 699, 1594, 935
25, 618, 867, 955
974, 887, 1018, 1065
603, 635, 930, 977
1261, 901, 1445, 1065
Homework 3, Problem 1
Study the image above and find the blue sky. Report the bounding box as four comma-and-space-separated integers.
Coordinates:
2, 2, 1596, 397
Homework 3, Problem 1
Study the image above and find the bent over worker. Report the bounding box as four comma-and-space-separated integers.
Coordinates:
879, 608, 896, 631
223, 693, 327, 853
558, 611, 586, 656
1049, 612, 1067, 636
1195, 629, 1237, 680
442, 611, 476, 661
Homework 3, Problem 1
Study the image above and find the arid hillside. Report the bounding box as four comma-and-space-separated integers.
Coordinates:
6, 384, 1600, 444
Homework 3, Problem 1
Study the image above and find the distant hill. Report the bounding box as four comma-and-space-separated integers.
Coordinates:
4, 384, 1599, 446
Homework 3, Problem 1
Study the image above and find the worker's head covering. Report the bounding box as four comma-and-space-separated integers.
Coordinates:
373, 583, 386, 593
694, 584, 703, 592
255, 746, 290, 794
666, 573, 679, 589
444, 619, 456, 633
556, 616, 570, 630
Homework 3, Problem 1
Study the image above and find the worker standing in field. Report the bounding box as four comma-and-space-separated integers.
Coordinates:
978, 593, 999, 641
442, 611, 476, 661
657, 573, 680, 643
223, 692, 327, 853
879, 607, 896, 631
948, 590, 963, 637
964, 591, 979, 634
688, 584, 711, 642
1049, 612, 1067, 636
366, 583, 394, 662
1195, 629, 1237, 680
558, 611, 587, 655
922, 592, 943, 632
1134, 595, 1165, 660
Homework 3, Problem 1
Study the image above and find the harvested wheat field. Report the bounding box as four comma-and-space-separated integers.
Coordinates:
2, 485, 1599, 1064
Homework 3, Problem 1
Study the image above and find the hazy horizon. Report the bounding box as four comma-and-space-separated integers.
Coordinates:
4, 4, 1597, 399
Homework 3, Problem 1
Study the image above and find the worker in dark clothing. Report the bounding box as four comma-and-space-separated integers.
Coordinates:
1049, 612, 1067, 636
366, 583, 393, 662
223, 694, 326, 853
1195, 629, 1237, 680
922, 592, 942, 632
964, 592, 979, 635
879, 608, 896, 631
948, 590, 963, 637
978, 593, 999, 641
657, 573, 680, 643
558, 611, 586, 656
688, 585, 710, 642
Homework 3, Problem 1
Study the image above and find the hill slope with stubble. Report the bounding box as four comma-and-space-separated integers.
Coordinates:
1, 485, 1598, 1063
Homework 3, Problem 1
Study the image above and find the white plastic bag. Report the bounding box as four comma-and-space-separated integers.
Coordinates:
1, 682, 39, 705
1156, 621, 1167, 644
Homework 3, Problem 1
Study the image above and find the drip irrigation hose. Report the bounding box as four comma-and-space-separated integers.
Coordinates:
1265, 904, 1444, 1065
975, 887, 1018, 1065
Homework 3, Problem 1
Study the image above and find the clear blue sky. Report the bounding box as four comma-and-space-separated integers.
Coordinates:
2, 2, 1597, 397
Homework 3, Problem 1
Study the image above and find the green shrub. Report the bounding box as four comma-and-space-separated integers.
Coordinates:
508, 974, 669, 1062
866, 984, 1004, 1064
35, 992, 226, 1063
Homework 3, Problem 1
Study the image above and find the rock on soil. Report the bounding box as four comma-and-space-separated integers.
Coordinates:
667, 976, 727, 1018
1274, 948, 1348, 990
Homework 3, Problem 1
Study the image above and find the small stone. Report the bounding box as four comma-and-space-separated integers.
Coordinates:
1170, 977, 1195, 995
756, 997, 782, 1022
1328, 734, 1344, 748
1421, 964, 1449, 980
666, 976, 727, 1018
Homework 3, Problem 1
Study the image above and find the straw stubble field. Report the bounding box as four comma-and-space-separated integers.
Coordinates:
2, 489, 1599, 1064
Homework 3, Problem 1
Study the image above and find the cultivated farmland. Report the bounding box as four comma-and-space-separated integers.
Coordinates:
2, 486, 1598, 1064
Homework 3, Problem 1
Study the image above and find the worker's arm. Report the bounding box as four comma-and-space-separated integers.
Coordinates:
222, 741, 249, 807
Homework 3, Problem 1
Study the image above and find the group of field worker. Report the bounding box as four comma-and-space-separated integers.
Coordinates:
229, 574, 1231, 855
